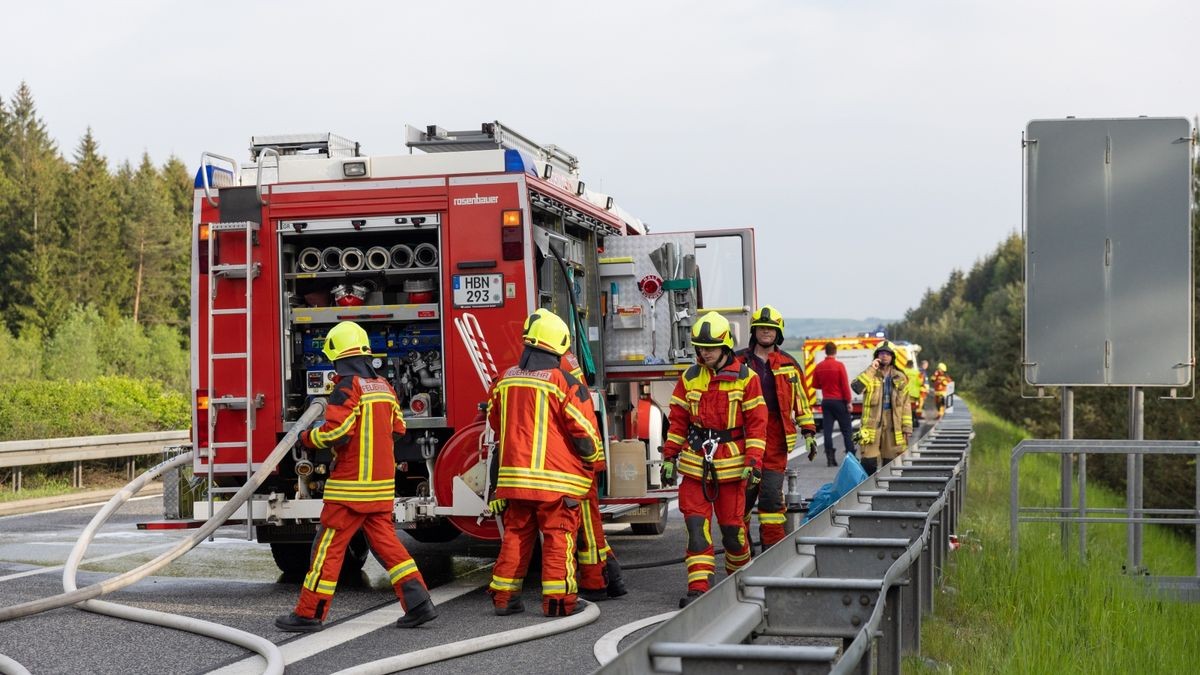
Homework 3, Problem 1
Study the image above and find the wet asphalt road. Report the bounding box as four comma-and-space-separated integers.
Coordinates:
0, 426, 889, 675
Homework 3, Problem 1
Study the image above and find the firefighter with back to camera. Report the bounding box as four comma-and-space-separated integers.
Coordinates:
275, 320, 437, 632
734, 305, 817, 552
660, 312, 768, 608
485, 309, 604, 617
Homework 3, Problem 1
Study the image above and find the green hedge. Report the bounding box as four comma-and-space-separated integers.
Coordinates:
0, 376, 189, 441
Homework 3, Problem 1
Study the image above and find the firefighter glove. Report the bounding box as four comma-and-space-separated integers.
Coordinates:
488, 498, 507, 515
741, 460, 761, 486
805, 436, 818, 461
660, 460, 677, 487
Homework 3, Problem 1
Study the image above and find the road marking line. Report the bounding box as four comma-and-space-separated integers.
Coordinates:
0, 494, 158, 521
0, 543, 175, 583
209, 565, 494, 674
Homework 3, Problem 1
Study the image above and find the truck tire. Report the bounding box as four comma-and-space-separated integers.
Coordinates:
630, 501, 669, 535
403, 520, 462, 544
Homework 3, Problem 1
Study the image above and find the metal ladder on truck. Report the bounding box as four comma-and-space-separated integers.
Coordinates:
205, 219, 262, 540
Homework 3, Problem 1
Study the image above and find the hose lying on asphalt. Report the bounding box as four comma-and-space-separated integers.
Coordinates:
0, 400, 327, 675
331, 602, 601, 675
0, 654, 32, 675
59, 452, 284, 675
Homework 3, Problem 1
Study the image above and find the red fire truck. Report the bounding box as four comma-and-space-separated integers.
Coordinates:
179, 122, 758, 574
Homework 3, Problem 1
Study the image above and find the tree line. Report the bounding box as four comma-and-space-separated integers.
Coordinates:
0, 82, 192, 340
890, 160, 1200, 522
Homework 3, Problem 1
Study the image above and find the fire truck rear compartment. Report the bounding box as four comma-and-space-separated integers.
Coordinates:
276, 215, 451, 506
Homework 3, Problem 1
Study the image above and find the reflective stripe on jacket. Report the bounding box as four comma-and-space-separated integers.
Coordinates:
487, 355, 602, 501
301, 375, 406, 512
662, 359, 768, 483
735, 348, 816, 451
851, 366, 912, 446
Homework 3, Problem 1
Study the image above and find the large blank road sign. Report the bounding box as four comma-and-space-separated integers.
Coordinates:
1024, 117, 1193, 387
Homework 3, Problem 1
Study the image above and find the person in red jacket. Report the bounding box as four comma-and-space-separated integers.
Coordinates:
486, 309, 604, 617
661, 312, 768, 608
734, 305, 817, 550
275, 321, 437, 632
811, 341, 855, 466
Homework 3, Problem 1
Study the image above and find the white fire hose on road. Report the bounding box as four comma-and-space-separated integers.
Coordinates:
0, 399, 327, 675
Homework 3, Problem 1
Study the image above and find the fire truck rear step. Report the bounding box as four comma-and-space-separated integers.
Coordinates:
598, 503, 641, 518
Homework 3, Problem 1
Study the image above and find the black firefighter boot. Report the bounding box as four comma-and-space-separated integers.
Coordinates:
605, 555, 628, 598
395, 599, 438, 628
275, 612, 324, 633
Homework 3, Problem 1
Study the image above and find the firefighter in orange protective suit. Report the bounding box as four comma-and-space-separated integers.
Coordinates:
661, 312, 768, 608
734, 305, 817, 551
551, 329, 628, 602
486, 309, 604, 617
932, 362, 953, 419
275, 321, 437, 633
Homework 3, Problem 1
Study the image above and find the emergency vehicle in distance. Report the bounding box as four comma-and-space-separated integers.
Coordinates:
171, 122, 759, 574
801, 336, 920, 426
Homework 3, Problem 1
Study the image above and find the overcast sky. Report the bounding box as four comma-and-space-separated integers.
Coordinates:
3, 0, 1195, 319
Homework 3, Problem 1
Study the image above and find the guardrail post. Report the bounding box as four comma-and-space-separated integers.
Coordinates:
877, 584, 903, 675
844, 637, 871, 675
72, 461, 83, 488
11, 467, 20, 492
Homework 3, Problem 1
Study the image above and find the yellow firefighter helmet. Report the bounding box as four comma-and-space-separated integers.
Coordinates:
522, 308, 572, 356
692, 312, 734, 349
750, 305, 785, 346
322, 321, 372, 362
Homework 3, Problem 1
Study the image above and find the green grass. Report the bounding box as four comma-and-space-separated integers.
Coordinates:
906, 402, 1200, 674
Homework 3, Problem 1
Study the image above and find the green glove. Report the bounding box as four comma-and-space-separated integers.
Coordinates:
741, 462, 761, 486
660, 460, 677, 487
805, 435, 818, 462
488, 498, 507, 514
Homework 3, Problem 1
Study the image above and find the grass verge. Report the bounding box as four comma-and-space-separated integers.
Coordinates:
906, 401, 1200, 674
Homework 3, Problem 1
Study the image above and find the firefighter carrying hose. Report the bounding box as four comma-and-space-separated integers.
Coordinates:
276, 320, 437, 632
734, 305, 816, 551
486, 309, 604, 617
661, 312, 768, 608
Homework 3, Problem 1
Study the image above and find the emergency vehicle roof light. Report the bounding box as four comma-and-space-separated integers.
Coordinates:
504, 148, 537, 176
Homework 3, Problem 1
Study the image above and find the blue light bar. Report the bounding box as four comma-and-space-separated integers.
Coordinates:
504, 148, 537, 176
193, 164, 235, 188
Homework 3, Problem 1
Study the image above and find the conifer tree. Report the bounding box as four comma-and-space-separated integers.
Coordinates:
61, 128, 127, 314
160, 156, 194, 327
121, 153, 178, 325
2, 82, 69, 333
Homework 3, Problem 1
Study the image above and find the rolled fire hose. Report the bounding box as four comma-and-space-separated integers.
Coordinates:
297, 247, 323, 273
389, 244, 414, 269
321, 247, 343, 271
413, 243, 438, 268
340, 247, 365, 272
0, 398, 326, 624
365, 246, 391, 271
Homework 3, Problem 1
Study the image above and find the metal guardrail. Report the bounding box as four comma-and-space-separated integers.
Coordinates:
596, 408, 973, 674
1010, 439, 1200, 600
0, 430, 190, 491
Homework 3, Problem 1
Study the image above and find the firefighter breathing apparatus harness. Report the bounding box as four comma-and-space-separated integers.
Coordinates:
688, 425, 744, 503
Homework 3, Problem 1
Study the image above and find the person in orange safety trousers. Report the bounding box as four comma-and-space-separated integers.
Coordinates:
660, 312, 768, 608
485, 309, 605, 617
275, 320, 437, 633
